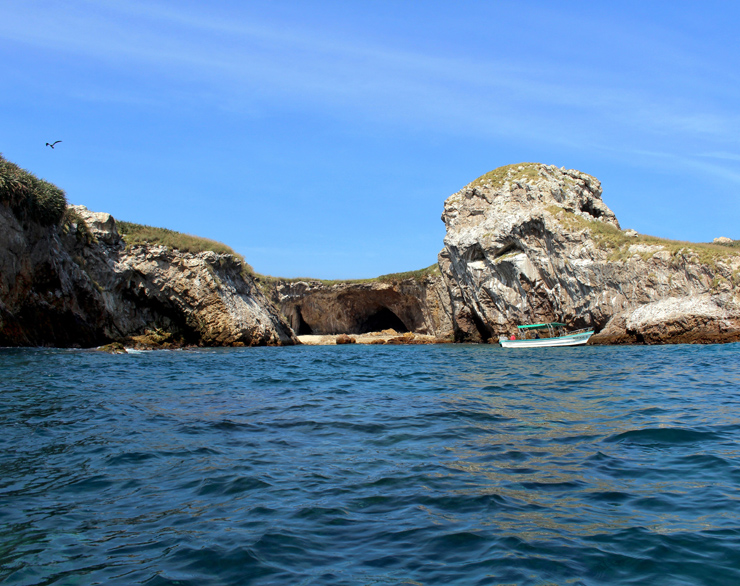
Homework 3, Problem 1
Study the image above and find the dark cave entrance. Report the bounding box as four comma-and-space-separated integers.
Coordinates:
358, 307, 409, 334
580, 200, 604, 219
123, 284, 200, 346
295, 306, 313, 335
471, 311, 492, 342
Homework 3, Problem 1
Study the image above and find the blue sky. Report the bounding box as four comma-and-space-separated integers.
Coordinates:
1, 1, 738, 278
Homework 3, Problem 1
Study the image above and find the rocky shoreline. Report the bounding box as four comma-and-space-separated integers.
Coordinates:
2, 156, 738, 348
298, 330, 452, 346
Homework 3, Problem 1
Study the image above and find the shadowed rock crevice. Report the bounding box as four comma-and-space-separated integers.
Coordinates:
359, 306, 408, 333
466, 244, 486, 262
119, 283, 200, 345
294, 306, 313, 335
494, 242, 525, 259
580, 199, 604, 219
471, 310, 492, 342
264, 277, 453, 338
286, 305, 313, 336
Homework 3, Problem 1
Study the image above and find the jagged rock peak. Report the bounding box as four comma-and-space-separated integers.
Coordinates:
443, 162, 619, 232
67, 205, 120, 244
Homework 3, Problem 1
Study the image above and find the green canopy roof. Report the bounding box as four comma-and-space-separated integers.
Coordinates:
517, 322, 566, 330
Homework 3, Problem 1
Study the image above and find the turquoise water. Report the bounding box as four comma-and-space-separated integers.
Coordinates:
1, 343, 740, 585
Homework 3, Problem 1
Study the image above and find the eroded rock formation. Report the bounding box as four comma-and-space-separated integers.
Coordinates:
4, 158, 738, 348
263, 273, 453, 338
591, 294, 740, 345
438, 163, 740, 343
0, 204, 296, 347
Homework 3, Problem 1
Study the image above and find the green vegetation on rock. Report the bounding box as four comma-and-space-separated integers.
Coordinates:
257, 263, 441, 287
375, 264, 441, 283
547, 206, 740, 266
468, 163, 542, 190
117, 221, 253, 272
715, 239, 740, 249
61, 207, 96, 244
0, 154, 67, 225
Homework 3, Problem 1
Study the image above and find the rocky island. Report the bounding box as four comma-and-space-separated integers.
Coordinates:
1, 155, 738, 347
438, 163, 740, 344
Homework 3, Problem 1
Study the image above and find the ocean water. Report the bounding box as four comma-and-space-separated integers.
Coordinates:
1, 343, 740, 586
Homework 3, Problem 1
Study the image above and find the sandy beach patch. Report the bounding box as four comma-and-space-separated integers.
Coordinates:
297, 330, 450, 345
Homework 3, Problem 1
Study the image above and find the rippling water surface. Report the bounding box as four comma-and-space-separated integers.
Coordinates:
2, 343, 740, 585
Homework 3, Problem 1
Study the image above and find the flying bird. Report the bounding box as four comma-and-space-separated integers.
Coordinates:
45, 141, 62, 148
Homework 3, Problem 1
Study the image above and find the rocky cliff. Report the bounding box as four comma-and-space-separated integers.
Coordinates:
4, 155, 738, 348
0, 203, 297, 347
438, 163, 740, 343
262, 269, 454, 338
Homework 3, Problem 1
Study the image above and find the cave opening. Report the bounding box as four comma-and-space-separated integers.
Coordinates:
494, 242, 525, 259
471, 311, 492, 342
123, 284, 200, 345
466, 243, 486, 262
579, 200, 603, 219
295, 305, 313, 335
358, 307, 409, 334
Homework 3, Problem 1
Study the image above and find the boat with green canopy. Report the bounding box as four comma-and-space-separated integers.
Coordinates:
498, 322, 593, 348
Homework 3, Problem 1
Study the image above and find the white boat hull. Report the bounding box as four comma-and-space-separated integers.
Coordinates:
499, 331, 593, 348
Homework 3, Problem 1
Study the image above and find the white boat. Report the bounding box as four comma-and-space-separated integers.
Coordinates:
498, 322, 593, 348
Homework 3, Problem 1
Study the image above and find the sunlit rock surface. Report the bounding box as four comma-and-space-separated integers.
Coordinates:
0, 204, 296, 347
438, 163, 740, 343
3, 162, 739, 347
592, 294, 740, 345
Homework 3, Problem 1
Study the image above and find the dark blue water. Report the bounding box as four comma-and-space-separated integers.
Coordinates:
1, 344, 740, 585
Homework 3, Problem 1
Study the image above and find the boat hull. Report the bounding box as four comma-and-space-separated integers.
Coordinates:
499, 331, 593, 348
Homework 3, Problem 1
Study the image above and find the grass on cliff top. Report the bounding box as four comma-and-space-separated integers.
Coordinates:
548, 206, 740, 265
466, 163, 598, 192
375, 264, 442, 282
0, 154, 67, 225
467, 163, 542, 190
117, 221, 254, 272
258, 263, 441, 286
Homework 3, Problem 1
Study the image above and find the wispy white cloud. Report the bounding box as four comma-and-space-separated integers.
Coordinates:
3, 1, 739, 274
1, 1, 738, 154
697, 151, 740, 162
628, 148, 740, 186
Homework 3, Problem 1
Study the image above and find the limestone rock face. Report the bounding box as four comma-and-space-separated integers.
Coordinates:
438, 163, 740, 343
591, 294, 740, 344
0, 204, 110, 346
264, 274, 454, 338
69, 205, 118, 244
0, 204, 296, 347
